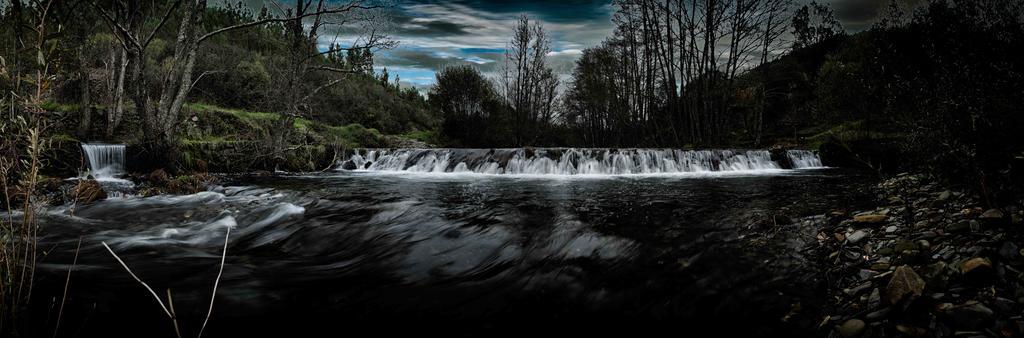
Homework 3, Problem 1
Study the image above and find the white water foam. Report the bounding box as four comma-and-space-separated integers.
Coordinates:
340, 148, 825, 177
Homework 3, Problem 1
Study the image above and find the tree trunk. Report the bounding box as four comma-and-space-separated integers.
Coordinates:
78, 45, 92, 137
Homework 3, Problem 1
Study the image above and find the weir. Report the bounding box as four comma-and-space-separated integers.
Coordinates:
339, 148, 824, 175
81, 143, 126, 180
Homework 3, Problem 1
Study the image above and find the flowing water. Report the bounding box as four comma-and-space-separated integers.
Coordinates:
26, 149, 873, 337
80, 143, 126, 180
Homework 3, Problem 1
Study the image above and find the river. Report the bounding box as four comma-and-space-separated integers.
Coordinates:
26, 148, 873, 337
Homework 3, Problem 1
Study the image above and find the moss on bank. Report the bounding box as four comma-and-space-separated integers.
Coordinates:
176, 103, 401, 172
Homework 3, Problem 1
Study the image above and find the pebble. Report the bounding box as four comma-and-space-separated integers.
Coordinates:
838, 319, 866, 337
848, 230, 869, 244
980, 208, 1004, 220
854, 214, 887, 224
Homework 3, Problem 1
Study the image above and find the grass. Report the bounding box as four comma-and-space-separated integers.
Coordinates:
182, 102, 397, 149
803, 120, 904, 149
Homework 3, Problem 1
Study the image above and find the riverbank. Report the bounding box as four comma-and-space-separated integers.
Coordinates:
801, 173, 1024, 337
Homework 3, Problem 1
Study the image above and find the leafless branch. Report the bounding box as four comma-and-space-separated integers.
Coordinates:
198, 2, 387, 43
197, 226, 230, 338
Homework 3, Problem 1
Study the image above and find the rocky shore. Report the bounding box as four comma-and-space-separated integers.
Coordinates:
809, 173, 1024, 337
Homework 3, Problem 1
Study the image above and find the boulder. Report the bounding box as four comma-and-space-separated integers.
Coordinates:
72, 179, 107, 204
887, 265, 925, 304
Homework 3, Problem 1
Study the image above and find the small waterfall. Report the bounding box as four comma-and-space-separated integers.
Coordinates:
786, 149, 824, 169
81, 143, 126, 180
340, 148, 825, 175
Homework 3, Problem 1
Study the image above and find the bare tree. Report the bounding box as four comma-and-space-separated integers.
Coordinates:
499, 15, 559, 146
93, 0, 392, 169
266, 0, 395, 166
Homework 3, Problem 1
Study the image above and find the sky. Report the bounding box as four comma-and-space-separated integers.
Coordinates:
314, 0, 903, 91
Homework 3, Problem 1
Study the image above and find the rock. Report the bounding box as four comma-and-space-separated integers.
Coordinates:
858, 269, 880, 281
854, 214, 887, 224
895, 324, 927, 337
844, 282, 873, 296
884, 225, 898, 233
866, 307, 890, 320
848, 230, 869, 244
894, 240, 917, 254
867, 288, 882, 309
838, 319, 866, 337
998, 242, 1020, 259
947, 221, 971, 233
887, 265, 925, 304
1012, 213, 1023, 225
960, 257, 994, 285
980, 208, 1004, 220
340, 160, 357, 170
72, 179, 107, 204
148, 169, 169, 185
946, 301, 994, 330
937, 190, 952, 202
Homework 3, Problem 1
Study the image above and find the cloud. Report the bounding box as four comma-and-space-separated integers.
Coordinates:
328, 0, 615, 86
547, 49, 583, 57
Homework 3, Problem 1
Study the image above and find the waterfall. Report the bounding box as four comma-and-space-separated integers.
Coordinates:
786, 149, 824, 169
81, 143, 126, 180
340, 148, 825, 175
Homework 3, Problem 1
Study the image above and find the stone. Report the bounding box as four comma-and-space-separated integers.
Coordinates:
937, 190, 952, 202
866, 307, 890, 320
980, 208, 1005, 220
871, 263, 891, 271
340, 160, 357, 170
998, 242, 1020, 259
885, 225, 898, 233
858, 269, 879, 281
887, 265, 925, 304
895, 325, 927, 337
947, 221, 971, 233
946, 301, 994, 330
838, 319, 866, 337
148, 169, 169, 185
894, 240, 917, 254
848, 230, 869, 244
1012, 213, 1023, 225
844, 282, 873, 296
960, 257, 994, 285
867, 288, 881, 309
854, 214, 887, 224
72, 179, 107, 204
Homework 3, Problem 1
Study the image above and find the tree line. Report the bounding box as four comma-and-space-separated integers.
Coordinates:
430, 0, 1024, 198
433, 0, 838, 148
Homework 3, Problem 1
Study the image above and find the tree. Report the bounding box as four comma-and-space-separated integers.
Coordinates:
93, 0, 393, 169
429, 65, 504, 146
264, 0, 395, 167
791, 1, 843, 49
498, 15, 559, 146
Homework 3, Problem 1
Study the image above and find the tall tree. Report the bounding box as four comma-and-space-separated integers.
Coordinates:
499, 15, 559, 146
